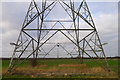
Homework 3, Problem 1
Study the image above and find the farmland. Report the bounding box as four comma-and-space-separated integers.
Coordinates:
2, 58, 120, 79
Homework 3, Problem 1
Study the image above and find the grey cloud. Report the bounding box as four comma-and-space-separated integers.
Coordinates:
1, 2, 118, 57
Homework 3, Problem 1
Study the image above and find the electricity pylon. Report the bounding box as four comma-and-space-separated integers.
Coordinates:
8, 0, 109, 72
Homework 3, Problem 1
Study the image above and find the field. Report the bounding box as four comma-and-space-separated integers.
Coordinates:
2, 58, 120, 79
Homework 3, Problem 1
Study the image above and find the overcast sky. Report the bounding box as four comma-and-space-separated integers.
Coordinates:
0, 0, 119, 58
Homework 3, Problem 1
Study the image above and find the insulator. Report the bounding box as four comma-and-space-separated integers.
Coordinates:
57, 43, 60, 47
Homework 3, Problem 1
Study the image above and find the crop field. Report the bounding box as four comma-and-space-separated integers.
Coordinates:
1, 58, 120, 79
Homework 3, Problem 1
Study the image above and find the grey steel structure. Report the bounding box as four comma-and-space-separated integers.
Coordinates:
8, 0, 109, 72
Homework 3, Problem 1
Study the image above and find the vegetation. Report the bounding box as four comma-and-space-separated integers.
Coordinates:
2, 58, 119, 78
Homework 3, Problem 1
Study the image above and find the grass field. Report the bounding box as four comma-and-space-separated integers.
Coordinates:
2, 58, 119, 78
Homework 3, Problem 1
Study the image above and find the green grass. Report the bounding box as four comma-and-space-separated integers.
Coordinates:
2, 60, 30, 69
38, 59, 82, 66
2, 58, 119, 78
2, 59, 119, 69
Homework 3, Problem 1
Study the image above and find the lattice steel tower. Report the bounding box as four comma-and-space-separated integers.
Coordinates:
8, 0, 109, 72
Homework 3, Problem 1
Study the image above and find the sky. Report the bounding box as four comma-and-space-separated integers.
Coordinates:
0, 0, 119, 58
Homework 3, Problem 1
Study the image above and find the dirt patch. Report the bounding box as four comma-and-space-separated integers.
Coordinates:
58, 64, 86, 67
36, 64, 48, 67
3, 64, 118, 78
91, 67, 105, 73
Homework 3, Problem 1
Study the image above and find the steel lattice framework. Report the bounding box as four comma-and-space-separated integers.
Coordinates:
8, 0, 109, 72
